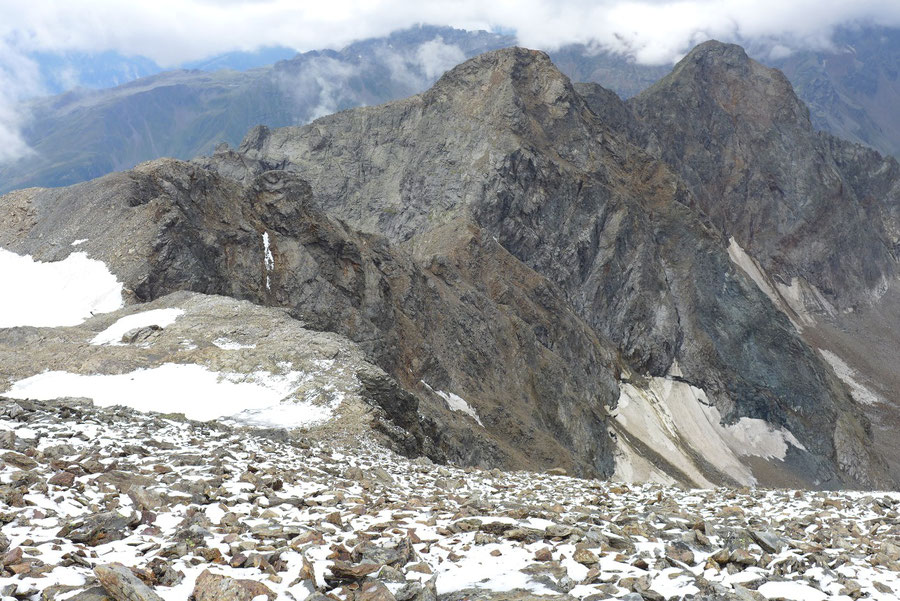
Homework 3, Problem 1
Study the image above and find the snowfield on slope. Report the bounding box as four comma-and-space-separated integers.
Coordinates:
4, 363, 342, 428
0, 248, 123, 328
613, 375, 806, 488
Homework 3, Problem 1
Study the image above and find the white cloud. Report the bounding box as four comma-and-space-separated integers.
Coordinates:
274, 36, 466, 124
0, 38, 40, 163
274, 55, 362, 123
416, 36, 466, 79
4, 1, 900, 67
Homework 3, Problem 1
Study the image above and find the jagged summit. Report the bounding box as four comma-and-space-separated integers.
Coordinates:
682, 39, 756, 66
630, 38, 897, 314
430, 46, 556, 86
423, 46, 594, 144
639, 39, 810, 128
427, 46, 574, 105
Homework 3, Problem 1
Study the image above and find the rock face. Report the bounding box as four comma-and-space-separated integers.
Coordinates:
617, 41, 900, 483
1, 43, 897, 488
628, 40, 899, 315
0, 160, 620, 478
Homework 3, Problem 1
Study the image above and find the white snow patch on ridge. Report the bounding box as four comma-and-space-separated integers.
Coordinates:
0, 248, 123, 328
91, 308, 185, 345
422, 381, 483, 426
614, 375, 806, 487
4, 363, 337, 428
263, 231, 274, 290
818, 348, 883, 406
213, 338, 257, 350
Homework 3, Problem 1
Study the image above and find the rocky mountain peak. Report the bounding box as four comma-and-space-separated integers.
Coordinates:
430, 46, 564, 95
424, 46, 586, 137
630, 39, 896, 314
682, 39, 755, 71
2, 40, 899, 496
643, 39, 810, 128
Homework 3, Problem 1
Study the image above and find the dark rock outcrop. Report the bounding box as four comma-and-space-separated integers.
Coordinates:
0, 157, 620, 478
629, 41, 898, 314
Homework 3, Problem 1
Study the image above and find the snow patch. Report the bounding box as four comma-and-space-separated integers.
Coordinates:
213, 338, 257, 350
614, 376, 806, 487
818, 348, 883, 406
775, 277, 834, 326
727, 238, 782, 308
727, 237, 803, 330
262, 231, 275, 291
223, 389, 343, 429
666, 359, 684, 378
615, 380, 722, 487
4, 363, 339, 428
721, 416, 807, 460
422, 382, 483, 426
433, 543, 557, 595
71, 239, 88, 246
91, 308, 184, 345
649, 568, 700, 598
612, 433, 677, 486
0, 248, 123, 328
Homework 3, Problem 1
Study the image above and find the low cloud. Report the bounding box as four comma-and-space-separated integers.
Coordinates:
0, 38, 41, 163
5, 1, 900, 68
275, 55, 363, 123
275, 36, 466, 124
0, 104, 33, 164
416, 37, 466, 79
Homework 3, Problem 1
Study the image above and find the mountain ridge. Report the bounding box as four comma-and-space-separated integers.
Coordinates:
5, 25, 900, 195
3, 43, 896, 489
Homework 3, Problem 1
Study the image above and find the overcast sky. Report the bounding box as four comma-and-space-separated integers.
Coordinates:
2, 0, 900, 162
4, 0, 900, 67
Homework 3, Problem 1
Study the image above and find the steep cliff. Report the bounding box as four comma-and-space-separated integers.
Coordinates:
629, 41, 898, 316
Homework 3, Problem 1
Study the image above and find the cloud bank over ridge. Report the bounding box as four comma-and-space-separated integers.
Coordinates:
4, 0, 899, 67
1, 0, 900, 163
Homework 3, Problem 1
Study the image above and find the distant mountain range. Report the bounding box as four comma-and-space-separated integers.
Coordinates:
2, 25, 899, 194
30, 47, 301, 95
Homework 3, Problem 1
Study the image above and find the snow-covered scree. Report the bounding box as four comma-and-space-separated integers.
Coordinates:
1, 399, 899, 601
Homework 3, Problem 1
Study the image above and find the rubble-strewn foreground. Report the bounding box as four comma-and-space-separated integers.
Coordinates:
1, 398, 898, 601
